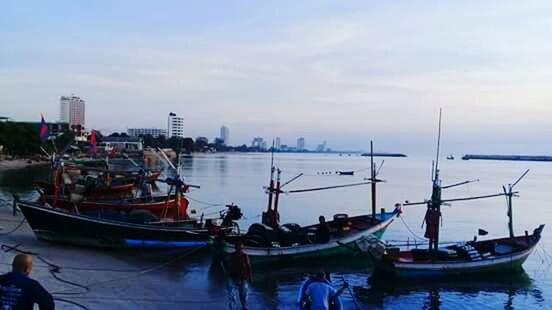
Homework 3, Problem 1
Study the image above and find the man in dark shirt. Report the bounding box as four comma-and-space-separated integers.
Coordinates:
229, 241, 251, 310
316, 216, 331, 243
0, 254, 54, 309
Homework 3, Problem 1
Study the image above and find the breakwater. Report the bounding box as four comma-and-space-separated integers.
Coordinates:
462, 154, 552, 162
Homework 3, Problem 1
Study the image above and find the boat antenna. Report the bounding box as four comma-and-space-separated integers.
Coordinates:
270, 138, 275, 166
434, 108, 442, 180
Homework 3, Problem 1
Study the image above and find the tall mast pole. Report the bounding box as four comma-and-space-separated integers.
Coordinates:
263, 140, 276, 227
507, 184, 514, 238
430, 109, 443, 253
370, 140, 376, 224
273, 168, 282, 227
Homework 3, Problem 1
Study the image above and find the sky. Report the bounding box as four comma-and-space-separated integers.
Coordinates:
2, 1, 552, 154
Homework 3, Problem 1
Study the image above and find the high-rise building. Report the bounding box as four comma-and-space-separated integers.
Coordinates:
60, 95, 85, 126
275, 137, 281, 150
127, 128, 167, 138
220, 126, 229, 145
297, 137, 305, 151
167, 113, 184, 138
251, 137, 265, 149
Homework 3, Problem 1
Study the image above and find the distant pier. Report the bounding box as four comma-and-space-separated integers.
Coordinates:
360, 153, 407, 158
462, 154, 552, 162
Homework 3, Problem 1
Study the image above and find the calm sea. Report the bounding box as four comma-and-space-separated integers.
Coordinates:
0, 153, 551, 309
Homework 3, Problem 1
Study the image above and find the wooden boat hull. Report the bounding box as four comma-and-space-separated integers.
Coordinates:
223, 210, 399, 264
389, 246, 532, 278
17, 200, 216, 249
40, 194, 187, 221
372, 225, 544, 280
37, 181, 135, 196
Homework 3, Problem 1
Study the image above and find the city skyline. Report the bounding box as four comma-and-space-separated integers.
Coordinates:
3, 2, 552, 155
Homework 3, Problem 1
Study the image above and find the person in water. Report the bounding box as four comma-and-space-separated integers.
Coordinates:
229, 241, 252, 310
0, 254, 54, 310
300, 271, 348, 310
315, 216, 331, 243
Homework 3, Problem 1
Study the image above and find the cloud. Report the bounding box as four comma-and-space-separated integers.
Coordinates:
2, 1, 552, 152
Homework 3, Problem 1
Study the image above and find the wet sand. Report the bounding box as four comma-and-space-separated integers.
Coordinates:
0, 206, 229, 309
0, 159, 47, 172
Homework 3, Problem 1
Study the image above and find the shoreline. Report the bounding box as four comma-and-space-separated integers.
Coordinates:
0, 158, 48, 172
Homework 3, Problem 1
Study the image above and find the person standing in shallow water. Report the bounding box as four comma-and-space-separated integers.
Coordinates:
0, 254, 54, 309
300, 271, 347, 310
229, 241, 252, 310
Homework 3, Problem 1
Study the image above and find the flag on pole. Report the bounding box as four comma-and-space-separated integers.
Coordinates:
90, 130, 97, 156
39, 114, 49, 142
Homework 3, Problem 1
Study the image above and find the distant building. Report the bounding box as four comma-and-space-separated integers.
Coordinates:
220, 126, 229, 145
275, 137, 281, 150
60, 95, 85, 126
167, 113, 184, 138
127, 128, 167, 138
297, 137, 305, 151
99, 136, 143, 152
316, 141, 327, 152
251, 137, 265, 150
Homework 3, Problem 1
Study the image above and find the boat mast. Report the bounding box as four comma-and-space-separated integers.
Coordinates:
262, 141, 276, 227
273, 168, 282, 226
429, 109, 443, 253
370, 140, 377, 224
504, 169, 530, 239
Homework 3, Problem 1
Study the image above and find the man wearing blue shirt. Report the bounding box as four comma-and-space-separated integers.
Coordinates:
0, 254, 54, 309
301, 272, 347, 310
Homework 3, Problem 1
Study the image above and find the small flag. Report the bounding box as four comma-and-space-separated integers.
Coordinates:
90, 130, 97, 156
39, 114, 49, 142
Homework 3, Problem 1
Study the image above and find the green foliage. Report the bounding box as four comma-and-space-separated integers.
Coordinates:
54, 131, 76, 151
0, 122, 43, 156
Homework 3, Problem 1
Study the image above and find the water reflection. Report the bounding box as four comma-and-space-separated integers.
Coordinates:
0, 154, 551, 309
356, 271, 544, 309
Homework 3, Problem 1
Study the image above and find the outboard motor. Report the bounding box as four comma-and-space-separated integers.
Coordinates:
221, 203, 243, 226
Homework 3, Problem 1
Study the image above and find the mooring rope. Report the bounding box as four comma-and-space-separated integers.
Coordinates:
399, 215, 426, 242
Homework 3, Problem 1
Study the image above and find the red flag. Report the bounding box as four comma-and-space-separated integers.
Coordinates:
90, 130, 97, 156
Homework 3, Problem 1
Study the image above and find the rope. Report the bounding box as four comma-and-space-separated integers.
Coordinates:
339, 276, 360, 310
0, 217, 27, 236
185, 195, 225, 211
53, 297, 89, 310
0, 243, 91, 295
399, 216, 426, 242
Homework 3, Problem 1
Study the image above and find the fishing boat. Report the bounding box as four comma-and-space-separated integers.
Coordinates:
37, 193, 189, 221
365, 111, 545, 280
337, 171, 354, 176
223, 141, 401, 265
16, 199, 242, 249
